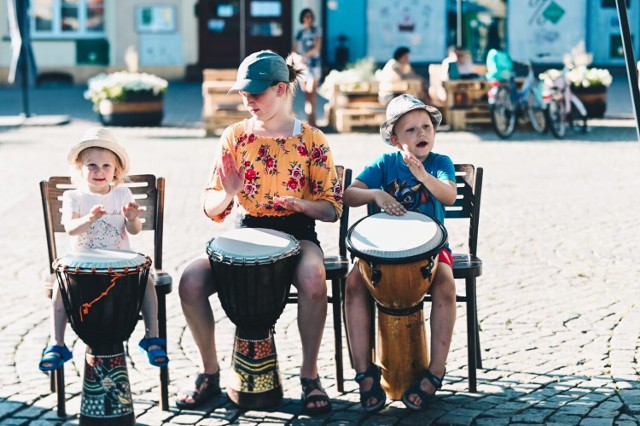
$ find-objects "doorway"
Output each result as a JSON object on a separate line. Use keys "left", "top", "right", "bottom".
{"left": 197, "top": 0, "right": 292, "bottom": 69}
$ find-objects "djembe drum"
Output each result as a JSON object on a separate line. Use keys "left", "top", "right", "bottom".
{"left": 346, "top": 212, "right": 447, "bottom": 400}
{"left": 54, "top": 249, "right": 151, "bottom": 425}
{"left": 206, "top": 228, "right": 300, "bottom": 409}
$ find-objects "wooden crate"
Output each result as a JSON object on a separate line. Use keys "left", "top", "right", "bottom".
{"left": 202, "top": 69, "right": 249, "bottom": 135}
{"left": 334, "top": 107, "right": 386, "bottom": 133}
{"left": 448, "top": 107, "right": 492, "bottom": 131}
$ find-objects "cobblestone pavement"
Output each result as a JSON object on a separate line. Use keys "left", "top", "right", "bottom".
{"left": 0, "top": 79, "right": 639, "bottom": 425}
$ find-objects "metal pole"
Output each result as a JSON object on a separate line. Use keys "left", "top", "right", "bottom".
{"left": 615, "top": 0, "right": 640, "bottom": 141}
{"left": 457, "top": 0, "right": 463, "bottom": 46}
{"left": 17, "top": 0, "right": 31, "bottom": 117}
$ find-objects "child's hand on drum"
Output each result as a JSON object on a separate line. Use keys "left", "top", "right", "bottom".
{"left": 217, "top": 151, "right": 245, "bottom": 196}
{"left": 373, "top": 191, "right": 406, "bottom": 216}
{"left": 273, "top": 195, "right": 306, "bottom": 213}
{"left": 89, "top": 204, "right": 108, "bottom": 223}
{"left": 123, "top": 202, "right": 144, "bottom": 221}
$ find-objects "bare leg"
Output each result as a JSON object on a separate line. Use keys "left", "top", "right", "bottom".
{"left": 406, "top": 264, "right": 456, "bottom": 406}
{"left": 294, "top": 241, "right": 328, "bottom": 409}
{"left": 140, "top": 275, "right": 159, "bottom": 339}
{"left": 50, "top": 283, "right": 67, "bottom": 346}
{"left": 304, "top": 78, "right": 318, "bottom": 127}
{"left": 176, "top": 257, "right": 220, "bottom": 404}
{"left": 344, "top": 265, "right": 382, "bottom": 409}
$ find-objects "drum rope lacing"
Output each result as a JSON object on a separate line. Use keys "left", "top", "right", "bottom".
{"left": 77, "top": 270, "right": 127, "bottom": 322}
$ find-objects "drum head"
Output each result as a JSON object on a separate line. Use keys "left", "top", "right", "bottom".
{"left": 207, "top": 228, "right": 300, "bottom": 265}
{"left": 346, "top": 212, "right": 447, "bottom": 264}
{"left": 54, "top": 248, "right": 150, "bottom": 271}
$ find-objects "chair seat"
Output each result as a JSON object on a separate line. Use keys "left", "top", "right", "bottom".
{"left": 324, "top": 255, "right": 350, "bottom": 280}
{"left": 452, "top": 253, "right": 482, "bottom": 279}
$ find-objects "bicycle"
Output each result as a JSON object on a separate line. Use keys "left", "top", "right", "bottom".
{"left": 541, "top": 65, "right": 588, "bottom": 139}
{"left": 487, "top": 60, "right": 547, "bottom": 139}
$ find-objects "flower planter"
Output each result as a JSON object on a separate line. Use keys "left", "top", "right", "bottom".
{"left": 98, "top": 91, "right": 164, "bottom": 126}
{"left": 571, "top": 85, "right": 607, "bottom": 118}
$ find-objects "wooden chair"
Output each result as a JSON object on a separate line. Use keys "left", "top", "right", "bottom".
{"left": 285, "top": 165, "right": 352, "bottom": 393}
{"left": 367, "top": 164, "right": 483, "bottom": 392}
{"left": 39, "top": 174, "right": 173, "bottom": 416}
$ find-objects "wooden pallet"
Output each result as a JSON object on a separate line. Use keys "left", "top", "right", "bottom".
{"left": 202, "top": 69, "right": 249, "bottom": 135}
{"left": 448, "top": 107, "right": 492, "bottom": 131}
{"left": 334, "top": 107, "right": 386, "bottom": 133}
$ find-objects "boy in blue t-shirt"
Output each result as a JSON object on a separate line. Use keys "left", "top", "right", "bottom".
{"left": 343, "top": 95, "right": 457, "bottom": 412}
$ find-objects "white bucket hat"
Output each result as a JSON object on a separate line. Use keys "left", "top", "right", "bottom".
{"left": 67, "top": 127, "right": 130, "bottom": 175}
{"left": 379, "top": 94, "right": 442, "bottom": 145}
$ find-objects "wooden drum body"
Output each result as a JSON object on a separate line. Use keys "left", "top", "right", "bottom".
{"left": 347, "top": 212, "right": 447, "bottom": 400}
{"left": 207, "top": 228, "right": 300, "bottom": 409}
{"left": 54, "top": 249, "right": 151, "bottom": 425}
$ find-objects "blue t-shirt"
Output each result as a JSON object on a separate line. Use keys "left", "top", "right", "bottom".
{"left": 356, "top": 151, "right": 455, "bottom": 224}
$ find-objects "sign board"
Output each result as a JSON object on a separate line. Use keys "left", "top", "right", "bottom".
{"left": 366, "top": 0, "right": 446, "bottom": 62}
{"left": 508, "top": 0, "right": 587, "bottom": 63}
{"left": 136, "top": 5, "right": 176, "bottom": 33}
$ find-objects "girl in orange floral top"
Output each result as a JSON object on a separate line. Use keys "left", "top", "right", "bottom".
{"left": 176, "top": 50, "right": 341, "bottom": 416}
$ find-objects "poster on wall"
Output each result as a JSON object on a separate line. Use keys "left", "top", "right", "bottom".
{"left": 367, "top": 0, "right": 446, "bottom": 63}
{"left": 507, "top": 0, "right": 587, "bottom": 63}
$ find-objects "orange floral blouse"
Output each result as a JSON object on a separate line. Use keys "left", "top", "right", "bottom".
{"left": 203, "top": 120, "right": 343, "bottom": 222}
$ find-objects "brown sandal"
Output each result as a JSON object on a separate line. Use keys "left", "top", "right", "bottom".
{"left": 175, "top": 372, "right": 221, "bottom": 409}
{"left": 300, "top": 377, "right": 332, "bottom": 416}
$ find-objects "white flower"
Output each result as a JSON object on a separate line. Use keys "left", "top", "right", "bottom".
{"left": 84, "top": 71, "right": 168, "bottom": 110}
{"left": 567, "top": 67, "right": 612, "bottom": 88}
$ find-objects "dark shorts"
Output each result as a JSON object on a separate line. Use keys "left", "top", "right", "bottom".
{"left": 236, "top": 213, "right": 321, "bottom": 248}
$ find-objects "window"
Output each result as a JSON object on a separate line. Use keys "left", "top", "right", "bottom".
{"left": 32, "top": 0, "right": 104, "bottom": 38}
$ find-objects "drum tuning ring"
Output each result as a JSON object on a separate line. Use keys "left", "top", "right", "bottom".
{"left": 369, "top": 262, "right": 381, "bottom": 287}
{"left": 420, "top": 260, "right": 434, "bottom": 280}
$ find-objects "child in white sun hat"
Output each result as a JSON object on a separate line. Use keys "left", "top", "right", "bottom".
{"left": 39, "top": 127, "right": 169, "bottom": 372}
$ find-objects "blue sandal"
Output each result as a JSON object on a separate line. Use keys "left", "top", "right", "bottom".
{"left": 39, "top": 345, "right": 73, "bottom": 372}
{"left": 355, "top": 363, "right": 386, "bottom": 413}
{"left": 138, "top": 337, "right": 169, "bottom": 367}
{"left": 401, "top": 369, "right": 444, "bottom": 411}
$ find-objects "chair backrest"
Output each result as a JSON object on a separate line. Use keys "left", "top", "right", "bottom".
{"left": 366, "top": 164, "right": 482, "bottom": 255}
{"left": 445, "top": 164, "right": 483, "bottom": 256}
{"left": 335, "top": 165, "right": 353, "bottom": 257}
{"left": 39, "top": 174, "right": 167, "bottom": 275}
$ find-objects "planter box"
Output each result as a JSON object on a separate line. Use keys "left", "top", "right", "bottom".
{"left": 98, "top": 91, "right": 164, "bottom": 126}
{"left": 571, "top": 85, "right": 607, "bottom": 118}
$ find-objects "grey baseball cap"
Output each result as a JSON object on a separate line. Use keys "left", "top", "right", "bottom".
{"left": 228, "top": 50, "right": 289, "bottom": 94}
{"left": 380, "top": 94, "right": 442, "bottom": 145}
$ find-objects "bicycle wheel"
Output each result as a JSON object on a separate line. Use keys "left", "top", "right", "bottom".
{"left": 490, "top": 85, "right": 516, "bottom": 139}
{"left": 569, "top": 97, "right": 588, "bottom": 133}
{"left": 526, "top": 89, "right": 547, "bottom": 134}
{"left": 545, "top": 98, "right": 566, "bottom": 139}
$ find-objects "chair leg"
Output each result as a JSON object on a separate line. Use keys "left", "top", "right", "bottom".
{"left": 331, "top": 278, "right": 344, "bottom": 393}
{"left": 157, "top": 291, "right": 170, "bottom": 411}
{"left": 54, "top": 367, "right": 66, "bottom": 417}
{"left": 465, "top": 277, "right": 479, "bottom": 393}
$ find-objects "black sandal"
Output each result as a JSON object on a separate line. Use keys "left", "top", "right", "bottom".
{"left": 300, "top": 377, "right": 332, "bottom": 416}
{"left": 401, "top": 369, "right": 444, "bottom": 411}
{"left": 175, "top": 372, "right": 221, "bottom": 409}
{"left": 355, "top": 363, "right": 386, "bottom": 413}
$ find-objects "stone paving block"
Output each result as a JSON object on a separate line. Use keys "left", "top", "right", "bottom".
{"left": 579, "top": 418, "right": 615, "bottom": 426}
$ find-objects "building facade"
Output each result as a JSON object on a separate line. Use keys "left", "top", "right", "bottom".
{"left": 0, "top": 0, "right": 637, "bottom": 86}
